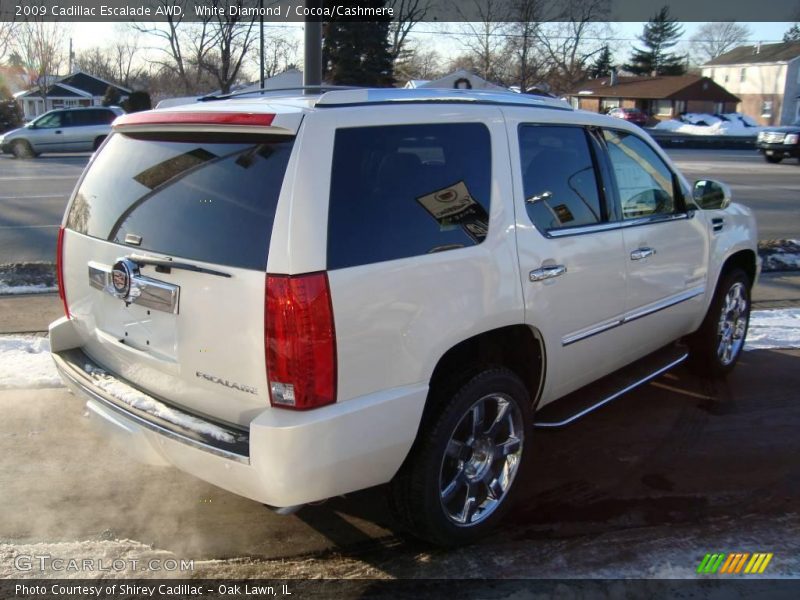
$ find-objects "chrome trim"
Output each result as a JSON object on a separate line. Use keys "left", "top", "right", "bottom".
{"left": 630, "top": 247, "right": 656, "bottom": 261}
{"left": 53, "top": 352, "right": 249, "bottom": 464}
{"left": 88, "top": 260, "right": 180, "bottom": 314}
{"left": 561, "top": 285, "right": 706, "bottom": 346}
{"left": 623, "top": 285, "right": 706, "bottom": 324}
{"left": 562, "top": 318, "right": 623, "bottom": 346}
{"left": 530, "top": 264, "right": 567, "bottom": 282}
{"left": 124, "top": 233, "right": 142, "bottom": 246}
{"left": 546, "top": 212, "right": 690, "bottom": 239}
{"left": 535, "top": 353, "right": 688, "bottom": 428}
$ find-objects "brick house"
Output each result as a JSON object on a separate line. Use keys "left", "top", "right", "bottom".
{"left": 702, "top": 42, "right": 800, "bottom": 126}
{"left": 567, "top": 75, "right": 739, "bottom": 121}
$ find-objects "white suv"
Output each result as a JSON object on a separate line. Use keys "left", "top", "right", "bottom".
{"left": 49, "top": 88, "right": 758, "bottom": 545}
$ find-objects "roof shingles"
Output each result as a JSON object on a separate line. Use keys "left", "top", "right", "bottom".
{"left": 569, "top": 75, "right": 739, "bottom": 103}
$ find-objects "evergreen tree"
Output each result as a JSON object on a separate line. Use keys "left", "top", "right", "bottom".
{"left": 323, "top": 1, "right": 394, "bottom": 86}
{"left": 625, "top": 6, "right": 687, "bottom": 76}
{"left": 784, "top": 24, "right": 800, "bottom": 43}
{"left": 589, "top": 46, "right": 613, "bottom": 78}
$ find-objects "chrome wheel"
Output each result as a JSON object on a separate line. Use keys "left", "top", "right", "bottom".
{"left": 439, "top": 393, "right": 524, "bottom": 527}
{"left": 717, "top": 281, "right": 748, "bottom": 366}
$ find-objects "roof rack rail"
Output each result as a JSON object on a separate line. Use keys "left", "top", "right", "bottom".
{"left": 198, "top": 85, "right": 363, "bottom": 102}
{"left": 314, "top": 88, "right": 573, "bottom": 111}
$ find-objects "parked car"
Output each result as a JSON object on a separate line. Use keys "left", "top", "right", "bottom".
{"left": 756, "top": 124, "right": 800, "bottom": 163}
{"left": 0, "top": 106, "right": 123, "bottom": 158}
{"left": 607, "top": 107, "right": 649, "bottom": 126}
{"left": 49, "top": 88, "right": 758, "bottom": 546}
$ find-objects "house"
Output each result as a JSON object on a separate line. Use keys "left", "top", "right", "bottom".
{"left": 567, "top": 75, "right": 739, "bottom": 121}
{"left": 702, "top": 42, "right": 800, "bottom": 125}
{"left": 403, "top": 69, "right": 506, "bottom": 91}
{"left": 15, "top": 71, "right": 130, "bottom": 120}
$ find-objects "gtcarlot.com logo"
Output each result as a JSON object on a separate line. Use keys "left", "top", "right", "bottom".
{"left": 697, "top": 552, "right": 774, "bottom": 574}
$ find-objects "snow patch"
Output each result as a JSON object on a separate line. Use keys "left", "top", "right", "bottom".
{"left": 0, "top": 283, "right": 58, "bottom": 295}
{"left": 745, "top": 308, "right": 800, "bottom": 351}
{"left": 80, "top": 363, "right": 238, "bottom": 444}
{"left": 0, "top": 335, "right": 61, "bottom": 389}
{"left": 759, "top": 239, "right": 800, "bottom": 272}
{"left": 653, "top": 112, "right": 765, "bottom": 137}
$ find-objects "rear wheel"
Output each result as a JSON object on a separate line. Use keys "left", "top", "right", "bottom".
{"left": 11, "top": 139, "right": 35, "bottom": 159}
{"left": 688, "top": 268, "right": 751, "bottom": 377}
{"left": 390, "top": 368, "right": 532, "bottom": 546}
{"left": 763, "top": 153, "right": 782, "bottom": 164}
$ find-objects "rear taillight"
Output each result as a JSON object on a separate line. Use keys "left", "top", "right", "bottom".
{"left": 56, "top": 226, "right": 70, "bottom": 318}
{"left": 265, "top": 272, "right": 336, "bottom": 410}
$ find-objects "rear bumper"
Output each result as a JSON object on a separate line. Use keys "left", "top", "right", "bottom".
{"left": 49, "top": 317, "right": 428, "bottom": 507}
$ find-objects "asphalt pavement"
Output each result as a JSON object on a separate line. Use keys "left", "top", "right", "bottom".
{"left": 0, "top": 148, "right": 798, "bottom": 264}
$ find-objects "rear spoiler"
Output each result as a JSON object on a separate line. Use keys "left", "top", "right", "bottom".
{"left": 113, "top": 110, "right": 301, "bottom": 135}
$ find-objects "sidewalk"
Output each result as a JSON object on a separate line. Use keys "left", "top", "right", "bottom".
{"left": 0, "top": 271, "right": 797, "bottom": 334}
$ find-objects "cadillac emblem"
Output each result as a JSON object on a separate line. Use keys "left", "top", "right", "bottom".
{"left": 110, "top": 258, "right": 137, "bottom": 300}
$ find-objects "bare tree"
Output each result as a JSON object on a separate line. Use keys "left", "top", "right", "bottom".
{"left": 450, "top": 0, "right": 513, "bottom": 83}
{"left": 387, "top": 0, "right": 430, "bottom": 62}
{"left": 394, "top": 43, "right": 442, "bottom": 82}
{"left": 199, "top": 1, "right": 258, "bottom": 93}
{"left": 0, "top": 21, "right": 16, "bottom": 64}
{"left": 13, "top": 21, "right": 67, "bottom": 101}
{"left": 504, "top": 0, "right": 550, "bottom": 92}
{"left": 690, "top": 22, "right": 752, "bottom": 64}
{"left": 256, "top": 34, "right": 299, "bottom": 79}
{"left": 111, "top": 27, "right": 144, "bottom": 88}
{"left": 74, "top": 47, "right": 116, "bottom": 82}
{"left": 534, "top": 0, "right": 610, "bottom": 94}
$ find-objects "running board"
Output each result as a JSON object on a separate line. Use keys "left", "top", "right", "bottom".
{"left": 534, "top": 345, "right": 689, "bottom": 428}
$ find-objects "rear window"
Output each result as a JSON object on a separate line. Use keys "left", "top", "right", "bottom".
{"left": 327, "top": 123, "right": 491, "bottom": 270}
{"left": 66, "top": 132, "right": 294, "bottom": 270}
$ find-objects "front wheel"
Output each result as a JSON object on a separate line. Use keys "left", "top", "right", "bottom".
{"left": 389, "top": 368, "right": 532, "bottom": 546}
{"left": 688, "top": 268, "right": 751, "bottom": 377}
{"left": 763, "top": 153, "right": 783, "bottom": 164}
{"left": 11, "top": 139, "right": 35, "bottom": 159}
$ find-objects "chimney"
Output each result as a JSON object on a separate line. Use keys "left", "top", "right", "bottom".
{"left": 610, "top": 67, "right": 617, "bottom": 86}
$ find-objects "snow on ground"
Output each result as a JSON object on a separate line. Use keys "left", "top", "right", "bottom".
{"left": 0, "top": 335, "right": 61, "bottom": 390}
{"left": 0, "top": 283, "right": 57, "bottom": 295}
{"left": 653, "top": 113, "right": 765, "bottom": 137}
{"left": 0, "top": 310, "right": 798, "bottom": 392}
{"left": 745, "top": 308, "right": 800, "bottom": 351}
{"left": 759, "top": 240, "right": 800, "bottom": 272}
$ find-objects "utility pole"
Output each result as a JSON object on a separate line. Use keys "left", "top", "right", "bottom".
{"left": 259, "top": 0, "right": 265, "bottom": 88}
{"left": 303, "top": 0, "right": 322, "bottom": 87}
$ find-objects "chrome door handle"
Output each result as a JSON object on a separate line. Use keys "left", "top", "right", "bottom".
{"left": 530, "top": 265, "right": 567, "bottom": 282}
{"left": 630, "top": 247, "right": 656, "bottom": 261}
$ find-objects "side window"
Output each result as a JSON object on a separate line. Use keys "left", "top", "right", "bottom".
{"left": 35, "top": 112, "right": 63, "bottom": 128}
{"left": 327, "top": 123, "right": 491, "bottom": 270}
{"left": 518, "top": 125, "right": 603, "bottom": 232}
{"left": 603, "top": 129, "right": 677, "bottom": 219}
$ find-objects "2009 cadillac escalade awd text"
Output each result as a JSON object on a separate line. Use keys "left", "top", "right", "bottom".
{"left": 49, "top": 88, "right": 759, "bottom": 545}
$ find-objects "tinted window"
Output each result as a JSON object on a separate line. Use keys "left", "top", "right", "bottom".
{"left": 67, "top": 132, "right": 294, "bottom": 270}
{"left": 327, "top": 123, "right": 491, "bottom": 270}
{"left": 72, "top": 110, "right": 114, "bottom": 126}
{"left": 519, "top": 125, "right": 603, "bottom": 231}
{"left": 603, "top": 130, "right": 676, "bottom": 219}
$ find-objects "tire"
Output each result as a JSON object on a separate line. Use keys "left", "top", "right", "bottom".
{"left": 688, "top": 268, "right": 751, "bottom": 377}
{"left": 11, "top": 139, "right": 35, "bottom": 159}
{"left": 93, "top": 136, "right": 106, "bottom": 151}
{"left": 764, "top": 154, "right": 782, "bottom": 164}
{"left": 389, "top": 368, "right": 532, "bottom": 546}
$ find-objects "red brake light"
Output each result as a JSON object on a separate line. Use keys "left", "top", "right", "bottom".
{"left": 114, "top": 111, "right": 275, "bottom": 128}
{"left": 265, "top": 273, "right": 336, "bottom": 410}
{"left": 56, "top": 226, "right": 70, "bottom": 318}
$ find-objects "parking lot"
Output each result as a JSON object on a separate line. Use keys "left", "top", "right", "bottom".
{"left": 1, "top": 147, "right": 799, "bottom": 581}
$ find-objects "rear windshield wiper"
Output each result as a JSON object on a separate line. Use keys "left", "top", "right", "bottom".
{"left": 127, "top": 254, "right": 231, "bottom": 278}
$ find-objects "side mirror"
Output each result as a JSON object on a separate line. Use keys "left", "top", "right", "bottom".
{"left": 693, "top": 179, "right": 731, "bottom": 210}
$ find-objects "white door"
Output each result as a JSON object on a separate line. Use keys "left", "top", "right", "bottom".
{"left": 505, "top": 115, "right": 631, "bottom": 405}
{"left": 601, "top": 128, "right": 708, "bottom": 356}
